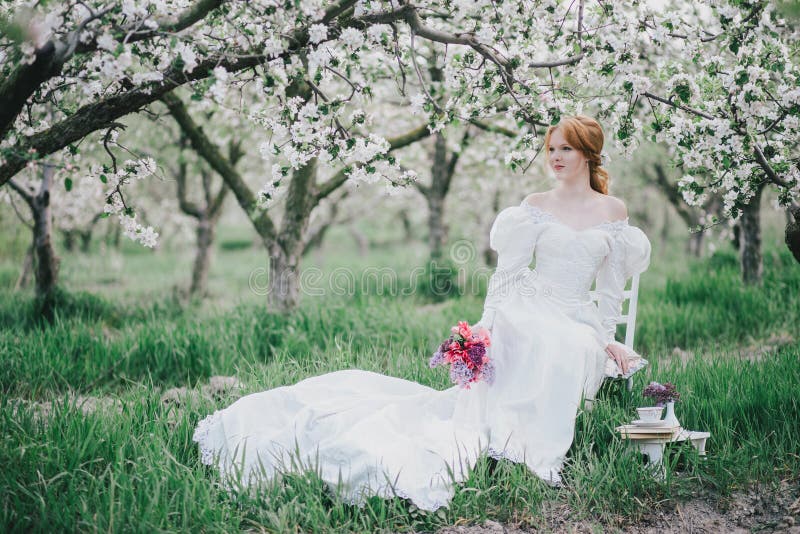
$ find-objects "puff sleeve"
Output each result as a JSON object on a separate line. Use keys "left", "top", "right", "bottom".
{"left": 594, "top": 225, "right": 652, "bottom": 345}
{"left": 475, "top": 206, "right": 542, "bottom": 330}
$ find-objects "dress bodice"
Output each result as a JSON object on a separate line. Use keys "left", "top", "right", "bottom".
{"left": 522, "top": 203, "right": 630, "bottom": 303}
{"left": 480, "top": 200, "right": 652, "bottom": 345}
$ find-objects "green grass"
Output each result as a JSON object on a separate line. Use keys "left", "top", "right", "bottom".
{"left": 1, "top": 237, "right": 799, "bottom": 532}
{"left": 634, "top": 248, "right": 800, "bottom": 355}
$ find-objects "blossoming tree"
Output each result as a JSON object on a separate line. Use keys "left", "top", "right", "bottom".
{"left": 1, "top": 0, "right": 798, "bottom": 309}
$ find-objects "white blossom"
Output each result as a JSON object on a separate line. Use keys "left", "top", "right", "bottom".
{"left": 96, "top": 32, "right": 116, "bottom": 52}
{"left": 308, "top": 24, "right": 327, "bottom": 44}
{"left": 339, "top": 28, "right": 365, "bottom": 50}
{"left": 174, "top": 42, "right": 198, "bottom": 73}
{"left": 263, "top": 37, "right": 285, "bottom": 58}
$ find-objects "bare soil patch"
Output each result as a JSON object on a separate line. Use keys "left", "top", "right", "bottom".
{"left": 435, "top": 480, "right": 800, "bottom": 533}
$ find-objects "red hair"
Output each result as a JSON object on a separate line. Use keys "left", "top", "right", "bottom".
{"left": 544, "top": 115, "right": 609, "bottom": 194}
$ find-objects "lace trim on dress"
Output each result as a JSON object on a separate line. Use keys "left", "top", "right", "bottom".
{"left": 341, "top": 484, "right": 452, "bottom": 512}
{"left": 520, "top": 201, "right": 629, "bottom": 234}
{"left": 336, "top": 446, "right": 487, "bottom": 511}
{"left": 193, "top": 410, "right": 223, "bottom": 466}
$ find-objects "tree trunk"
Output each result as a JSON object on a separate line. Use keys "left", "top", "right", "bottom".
{"left": 303, "top": 190, "right": 347, "bottom": 256}
{"left": 399, "top": 209, "right": 413, "bottom": 241}
{"left": 786, "top": 207, "right": 800, "bottom": 264}
{"left": 740, "top": 184, "right": 764, "bottom": 285}
{"left": 689, "top": 231, "right": 704, "bottom": 257}
{"left": 80, "top": 229, "right": 93, "bottom": 253}
{"left": 428, "top": 134, "right": 449, "bottom": 259}
{"left": 190, "top": 219, "right": 215, "bottom": 296}
{"left": 32, "top": 164, "right": 60, "bottom": 313}
{"left": 15, "top": 244, "right": 34, "bottom": 291}
{"left": 427, "top": 196, "right": 447, "bottom": 260}
{"left": 267, "top": 159, "right": 318, "bottom": 310}
{"left": 350, "top": 228, "right": 369, "bottom": 256}
{"left": 425, "top": 132, "right": 459, "bottom": 261}
{"left": 63, "top": 230, "right": 76, "bottom": 252}
{"left": 112, "top": 223, "right": 122, "bottom": 249}
{"left": 267, "top": 244, "right": 301, "bottom": 312}
{"left": 77, "top": 214, "right": 101, "bottom": 253}
{"left": 650, "top": 163, "right": 707, "bottom": 257}
{"left": 484, "top": 188, "right": 500, "bottom": 266}
{"left": 732, "top": 222, "right": 741, "bottom": 251}
{"left": 661, "top": 203, "right": 670, "bottom": 245}
{"left": 303, "top": 222, "right": 331, "bottom": 254}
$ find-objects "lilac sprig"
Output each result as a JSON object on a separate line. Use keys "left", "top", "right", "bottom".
{"left": 429, "top": 340, "right": 452, "bottom": 368}
{"left": 642, "top": 381, "right": 680, "bottom": 406}
{"left": 449, "top": 361, "right": 474, "bottom": 385}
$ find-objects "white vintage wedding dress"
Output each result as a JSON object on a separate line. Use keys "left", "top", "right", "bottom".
{"left": 193, "top": 200, "right": 651, "bottom": 511}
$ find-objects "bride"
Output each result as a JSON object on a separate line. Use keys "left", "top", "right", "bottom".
{"left": 193, "top": 115, "right": 652, "bottom": 511}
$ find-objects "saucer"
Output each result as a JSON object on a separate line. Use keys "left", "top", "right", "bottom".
{"left": 632, "top": 419, "right": 670, "bottom": 428}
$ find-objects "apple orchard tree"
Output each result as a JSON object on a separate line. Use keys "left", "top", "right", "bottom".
{"left": 1, "top": 0, "right": 798, "bottom": 310}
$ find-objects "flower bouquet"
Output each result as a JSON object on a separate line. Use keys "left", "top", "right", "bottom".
{"left": 429, "top": 321, "right": 494, "bottom": 388}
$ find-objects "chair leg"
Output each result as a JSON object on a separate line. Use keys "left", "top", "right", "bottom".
{"left": 626, "top": 376, "right": 633, "bottom": 392}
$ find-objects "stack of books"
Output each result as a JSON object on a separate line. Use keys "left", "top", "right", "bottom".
{"left": 615, "top": 423, "right": 681, "bottom": 439}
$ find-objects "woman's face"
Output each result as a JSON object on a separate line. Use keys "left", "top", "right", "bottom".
{"left": 547, "top": 128, "right": 587, "bottom": 180}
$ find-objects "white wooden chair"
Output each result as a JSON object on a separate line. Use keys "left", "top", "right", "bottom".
{"left": 589, "top": 273, "right": 645, "bottom": 391}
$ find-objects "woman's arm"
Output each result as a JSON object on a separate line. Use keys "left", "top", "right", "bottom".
{"left": 474, "top": 205, "right": 540, "bottom": 331}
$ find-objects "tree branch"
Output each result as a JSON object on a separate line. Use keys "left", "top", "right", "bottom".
{"left": 414, "top": 179, "right": 430, "bottom": 196}
{"left": 468, "top": 118, "right": 519, "bottom": 137}
{"left": 209, "top": 181, "right": 229, "bottom": 219}
{"left": 645, "top": 91, "right": 791, "bottom": 189}
{"left": 0, "top": 0, "right": 224, "bottom": 142}
{"left": 0, "top": 41, "right": 60, "bottom": 141}
{"left": 7, "top": 178, "right": 35, "bottom": 208}
{"left": 174, "top": 156, "right": 203, "bottom": 219}
{"left": 313, "top": 123, "right": 431, "bottom": 203}
{"left": 209, "top": 139, "right": 241, "bottom": 218}
{"left": 649, "top": 163, "right": 696, "bottom": 227}
{"left": 753, "top": 143, "right": 790, "bottom": 188}
{"left": 642, "top": 91, "right": 715, "bottom": 120}
{"left": 0, "top": 51, "right": 268, "bottom": 187}
{"left": 446, "top": 128, "right": 472, "bottom": 180}
{"left": 162, "top": 93, "right": 277, "bottom": 241}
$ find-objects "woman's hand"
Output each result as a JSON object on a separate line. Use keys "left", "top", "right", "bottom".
{"left": 472, "top": 322, "right": 491, "bottom": 336}
{"left": 605, "top": 343, "right": 629, "bottom": 375}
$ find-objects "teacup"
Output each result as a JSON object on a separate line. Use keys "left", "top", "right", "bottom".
{"left": 636, "top": 406, "right": 664, "bottom": 422}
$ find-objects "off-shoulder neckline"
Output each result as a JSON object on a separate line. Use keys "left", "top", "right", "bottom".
{"left": 520, "top": 201, "right": 629, "bottom": 233}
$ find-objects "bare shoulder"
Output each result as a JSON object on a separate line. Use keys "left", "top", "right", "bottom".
{"left": 522, "top": 191, "right": 551, "bottom": 207}
{"left": 602, "top": 195, "right": 628, "bottom": 220}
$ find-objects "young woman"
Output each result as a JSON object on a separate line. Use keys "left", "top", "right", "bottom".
{"left": 193, "top": 115, "right": 651, "bottom": 511}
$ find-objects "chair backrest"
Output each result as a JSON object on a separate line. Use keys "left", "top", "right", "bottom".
{"left": 588, "top": 273, "right": 641, "bottom": 350}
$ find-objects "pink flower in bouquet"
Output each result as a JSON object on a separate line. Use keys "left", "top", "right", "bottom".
{"left": 457, "top": 321, "right": 472, "bottom": 339}
{"left": 473, "top": 327, "right": 491, "bottom": 347}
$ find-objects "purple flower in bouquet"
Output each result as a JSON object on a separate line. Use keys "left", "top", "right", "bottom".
{"left": 429, "top": 341, "right": 449, "bottom": 368}
{"left": 467, "top": 344, "right": 485, "bottom": 368}
{"left": 449, "top": 360, "right": 474, "bottom": 387}
{"left": 429, "top": 350, "right": 445, "bottom": 368}
{"left": 642, "top": 381, "right": 680, "bottom": 406}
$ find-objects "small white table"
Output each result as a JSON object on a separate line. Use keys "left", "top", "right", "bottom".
{"left": 619, "top": 428, "right": 710, "bottom": 476}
